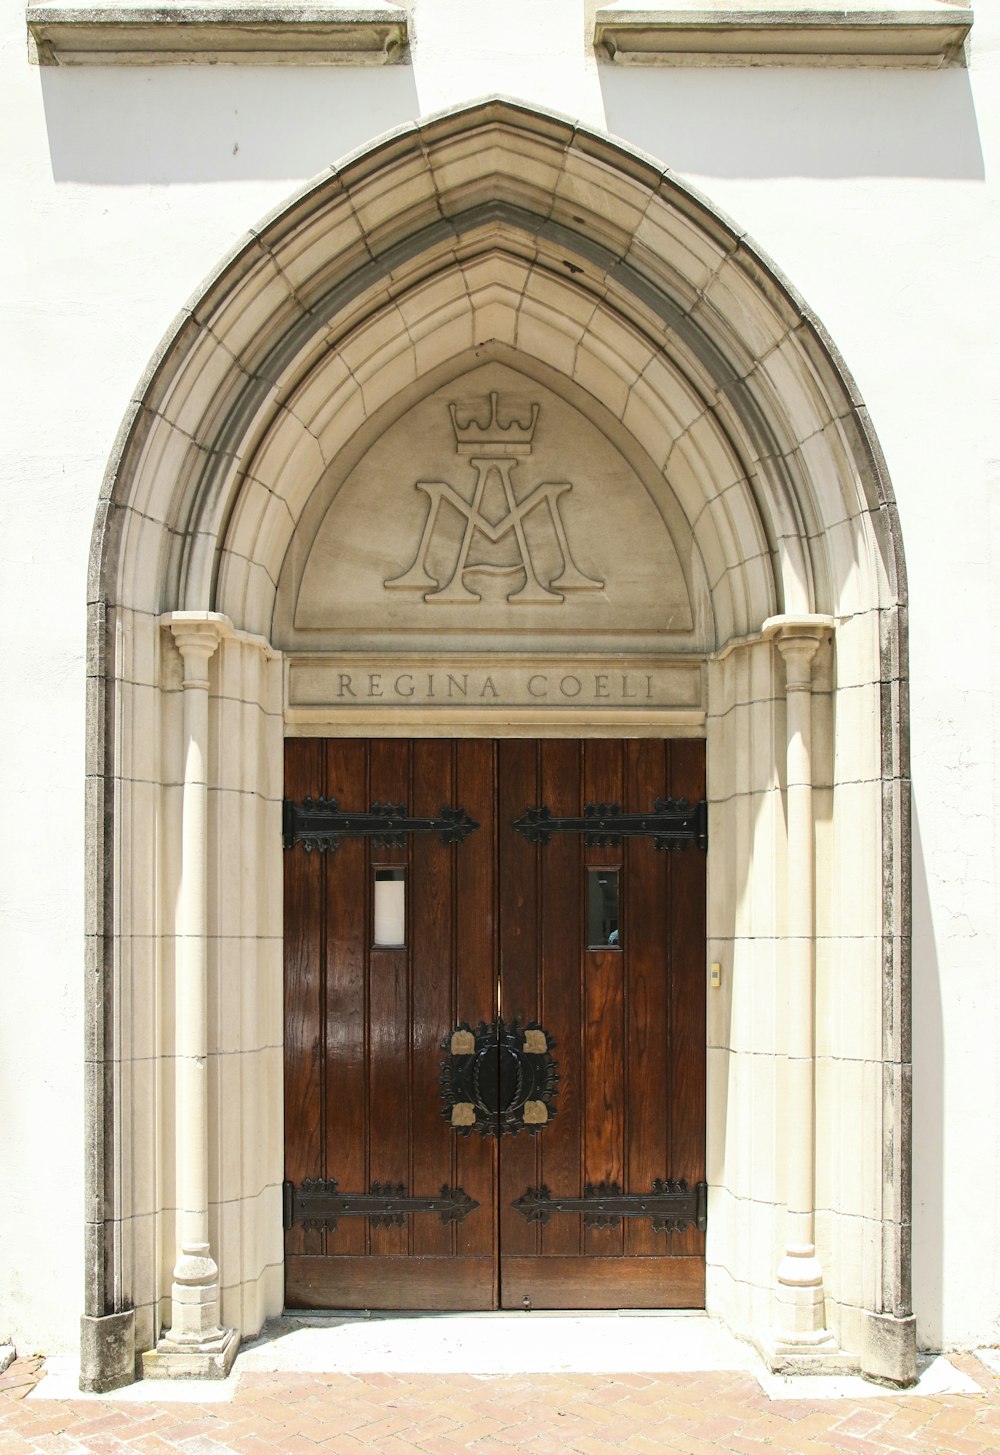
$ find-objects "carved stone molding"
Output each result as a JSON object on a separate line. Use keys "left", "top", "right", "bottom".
{"left": 27, "top": 2, "right": 409, "bottom": 66}
{"left": 594, "top": 1, "right": 973, "bottom": 68}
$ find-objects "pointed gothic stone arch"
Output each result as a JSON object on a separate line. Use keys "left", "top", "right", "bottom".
{"left": 84, "top": 99, "right": 911, "bottom": 1391}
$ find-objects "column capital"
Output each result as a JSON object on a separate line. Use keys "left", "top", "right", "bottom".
{"left": 775, "top": 633, "right": 821, "bottom": 687}
{"left": 764, "top": 615, "right": 834, "bottom": 687}
{"left": 762, "top": 613, "right": 835, "bottom": 646}
{"left": 163, "top": 612, "right": 231, "bottom": 682}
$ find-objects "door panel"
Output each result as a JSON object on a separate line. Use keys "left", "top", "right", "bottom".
{"left": 496, "top": 741, "right": 705, "bottom": 1309}
{"left": 283, "top": 737, "right": 705, "bottom": 1310}
{"left": 288, "top": 1258, "right": 497, "bottom": 1312}
{"left": 499, "top": 1256, "right": 706, "bottom": 1310}
{"left": 283, "top": 739, "right": 497, "bottom": 1311}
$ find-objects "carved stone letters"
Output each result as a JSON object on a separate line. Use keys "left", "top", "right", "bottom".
{"left": 285, "top": 655, "right": 707, "bottom": 720}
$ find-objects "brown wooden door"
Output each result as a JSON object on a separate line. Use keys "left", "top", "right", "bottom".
{"left": 283, "top": 738, "right": 705, "bottom": 1311}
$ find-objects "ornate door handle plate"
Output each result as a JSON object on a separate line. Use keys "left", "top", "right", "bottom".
{"left": 440, "top": 1017, "right": 559, "bottom": 1137}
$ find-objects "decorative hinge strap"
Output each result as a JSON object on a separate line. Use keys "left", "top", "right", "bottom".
{"left": 282, "top": 797, "right": 479, "bottom": 851}
{"left": 512, "top": 799, "right": 708, "bottom": 851}
{"left": 282, "top": 1177, "right": 479, "bottom": 1230}
{"left": 511, "top": 1178, "right": 708, "bottom": 1233}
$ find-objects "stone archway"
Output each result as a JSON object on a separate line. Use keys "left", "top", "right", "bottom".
{"left": 82, "top": 98, "right": 911, "bottom": 1391}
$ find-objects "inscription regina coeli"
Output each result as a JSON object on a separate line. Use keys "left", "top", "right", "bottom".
{"left": 385, "top": 393, "right": 603, "bottom": 604}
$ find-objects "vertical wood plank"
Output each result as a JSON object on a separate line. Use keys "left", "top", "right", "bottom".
{"left": 624, "top": 739, "right": 671, "bottom": 1256}
{"left": 283, "top": 738, "right": 326, "bottom": 1258}
{"left": 497, "top": 739, "right": 541, "bottom": 1265}
{"left": 410, "top": 740, "right": 460, "bottom": 1258}
{"left": 665, "top": 738, "right": 707, "bottom": 1257}
{"left": 537, "top": 740, "right": 583, "bottom": 1257}
{"left": 367, "top": 739, "right": 411, "bottom": 1258}
{"left": 453, "top": 741, "right": 499, "bottom": 1278}
{"left": 582, "top": 740, "right": 625, "bottom": 1258}
{"left": 322, "top": 739, "right": 368, "bottom": 1256}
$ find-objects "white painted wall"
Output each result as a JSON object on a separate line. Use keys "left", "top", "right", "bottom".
{"left": 1, "top": 0, "right": 997, "bottom": 1353}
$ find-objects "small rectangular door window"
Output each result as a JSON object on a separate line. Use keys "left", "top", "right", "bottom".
{"left": 587, "top": 868, "right": 620, "bottom": 949}
{"left": 374, "top": 867, "right": 406, "bottom": 946}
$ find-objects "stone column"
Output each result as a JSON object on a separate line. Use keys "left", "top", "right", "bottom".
{"left": 144, "top": 614, "right": 238, "bottom": 1379}
{"left": 764, "top": 616, "right": 840, "bottom": 1369}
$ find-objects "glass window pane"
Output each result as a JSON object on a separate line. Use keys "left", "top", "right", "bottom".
{"left": 374, "top": 867, "right": 406, "bottom": 946}
{"left": 587, "top": 868, "right": 620, "bottom": 949}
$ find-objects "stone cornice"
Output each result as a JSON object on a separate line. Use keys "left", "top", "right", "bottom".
{"left": 594, "top": 1, "right": 974, "bottom": 68}
{"left": 26, "top": 2, "right": 408, "bottom": 66}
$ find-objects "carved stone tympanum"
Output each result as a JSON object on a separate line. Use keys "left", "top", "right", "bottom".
{"left": 285, "top": 362, "right": 697, "bottom": 650}
{"left": 386, "top": 391, "right": 604, "bottom": 605}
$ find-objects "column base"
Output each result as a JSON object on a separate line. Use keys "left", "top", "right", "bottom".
{"left": 860, "top": 1311, "right": 917, "bottom": 1388}
{"left": 757, "top": 1329, "right": 859, "bottom": 1377}
{"left": 80, "top": 1310, "right": 136, "bottom": 1393}
{"left": 141, "top": 1327, "right": 239, "bottom": 1381}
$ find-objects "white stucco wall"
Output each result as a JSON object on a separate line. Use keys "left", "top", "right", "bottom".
{"left": 1, "top": 1, "right": 997, "bottom": 1354}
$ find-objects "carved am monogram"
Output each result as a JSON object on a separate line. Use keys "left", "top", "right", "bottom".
{"left": 385, "top": 393, "right": 604, "bottom": 604}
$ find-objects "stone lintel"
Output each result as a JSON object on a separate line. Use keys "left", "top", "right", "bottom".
{"left": 282, "top": 653, "right": 707, "bottom": 737}
{"left": 594, "top": 1, "right": 973, "bottom": 68}
{"left": 26, "top": 3, "right": 409, "bottom": 66}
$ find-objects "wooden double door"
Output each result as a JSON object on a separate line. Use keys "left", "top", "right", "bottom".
{"left": 283, "top": 738, "right": 706, "bottom": 1310}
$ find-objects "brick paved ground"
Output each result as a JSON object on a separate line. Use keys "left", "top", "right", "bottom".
{"left": 3, "top": 1353, "right": 1000, "bottom": 1454}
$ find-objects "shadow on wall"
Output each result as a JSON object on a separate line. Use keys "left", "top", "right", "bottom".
{"left": 37, "top": 65, "right": 421, "bottom": 184}
{"left": 910, "top": 801, "right": 944, "bottom": 1351}
{"left": 599, "top": 66, "right": 984, "bottom": 181}
{"left": 36, "top": 62, "right": 985, "bottom": 187}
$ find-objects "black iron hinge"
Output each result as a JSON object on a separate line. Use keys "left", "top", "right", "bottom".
{"left": 511, "top": 1178, "right": 707, "bottom": 1233}
{"left": 283, "top": 797, "right": 479, "bottom": 852}
{"left": 282, "top": 1177, "right": 479, "bottom": 1230}
{"left": 512, "top": 798, "right": 708, "bottom": 851}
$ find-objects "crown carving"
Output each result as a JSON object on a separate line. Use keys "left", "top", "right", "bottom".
{"left": 449, "top": 391, "right": 539, "bottom": 456}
